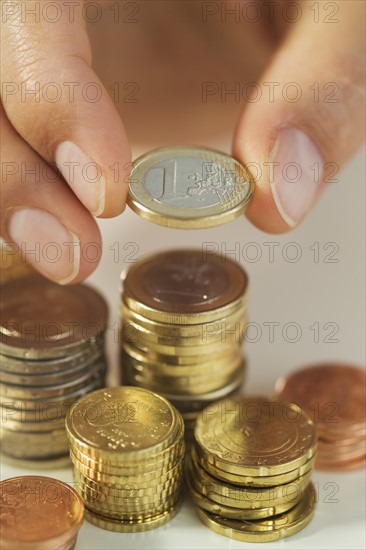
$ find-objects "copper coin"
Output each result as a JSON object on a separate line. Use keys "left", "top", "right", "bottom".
{"left": 275, "top": 363, "right": 366, "bottom": 429}
{"left": 0, "top": 274, "right": 108, "bottom": 357}
{"left": 122, "top": 249, "right": 248, "bottom": 314}
{"left": 0, "top": 476, "right": 84, "bottom": 550}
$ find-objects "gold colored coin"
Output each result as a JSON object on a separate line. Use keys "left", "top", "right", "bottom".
{"left": 188, "top": 457, "right": 312, "bottom": 509}
{"left": 128, "top": 337, "right": 236, "bottom": 357}
{"left": 124, "top": 293, "right": 247, "bottom": 326}
{"left": 192, "top": 446, "right": 315, "bottom": 487}
{"left": 164, "top": 369, "right": 245, "bottom": 404}
{"left": 85, "top": 501, "right": 181, "bottom": 532}
{"left": 195, "top": 483, "right": 316, "bottom": 542}
{"left": 66, "top": 387, "right": 180, "bottom": 462}
{"left": 194, "top": 396, "right": 317, "bottom": 477}
{"left": 121, "top": 301, "right": 247, "bottom": 339}
{"left": 82, "top": 491, "right": 180, "bottom": 520}
{"left": 185, "top": 468, "right": 301, "bottom": 520}
{"left": 122, "top": 341, "right": 239, "bottom": 367}
{"left": 122, "top": 348, "right": 243, "bottom": 377}
{"left": 74, "top": 471, "right": 182, "bottom": 506}
{"left": 74, "top": 460, "right": 183, "bottom": 496}
{"left": 127, "top": 146, "right": 253, "bottom": 229}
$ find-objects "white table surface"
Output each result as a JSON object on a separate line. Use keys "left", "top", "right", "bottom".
{"left": 1, "top": 146, "right": 365, "bottom": 549}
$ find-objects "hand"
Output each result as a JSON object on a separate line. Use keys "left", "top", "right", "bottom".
{"left": 1, "top": 1, "right": 131, "bottom": 283}
{"left": 233, "top": 0, "right": 365, "bottom": 232}
{"left": 1, "top": 1, "right": 364, "bottom": 284}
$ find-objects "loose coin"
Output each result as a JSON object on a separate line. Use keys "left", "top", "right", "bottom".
{"left": 127, "top": 146, "right": 254, "bottom": 229}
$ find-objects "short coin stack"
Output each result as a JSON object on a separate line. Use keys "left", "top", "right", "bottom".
{"left": 120, "top": 249, "right": 248, "bottom": 444}
{"left": 0, "top": 274, "right": 108, "bottom": 463}
{"left": 275, "top": 363, "right": 366, "bottom": 470}
{"left": 187, "top": 396, "right": 317, "bottom": 542}
{"left": 66, "top": 386, "right": 185, "bottom": 532}
{"left": 0, "top": 476, "right": 85, "bottom": 550}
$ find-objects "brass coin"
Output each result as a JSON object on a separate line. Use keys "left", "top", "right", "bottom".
{"left": 194, "top": 396, "right": 317, "bottom": 476}
{"left": 122, "top": 249, "right": 248, "bottom": 324}
{"left": 164, "top": 368, "right": 245, "bottom": 403}
{"left": 66, "top": 387, "right": 180, "bottom": 462}
{"left": 69, "top": 423, "right": 185, "bottom": 474}
{"left": 124, "top": 293, "right": 247, "bottom": 327}
{"left": 185, "top": 468, "right": 301, "bottom": 520}
{"left": 194, "top": 483, "right": 316, "bottom": 542}
{"left": 0, "top": 274, "right": 108, "bottom": 359}
{"left": 122, "top": 348, "right": 243, "bottom": 377}
{"left": 71, "top": 457, "right": 183, "bottom": 495}
{"left": 192, "top": 446, "right": 315, "bottom": 487}
{"left": 74, "top": 469, "right": 182, "bottom": 502}
{"left": 122, "top": 341, "right": 239, "bottom": 366}
{"left": 0, "top": 476, "right": 84, "bottom": 549}
{"left": 82, "top": 491, "right": 180, "bottom": 520}
{"left": 127, "top": 146, "right": 253, "bottom": 229}
{"left": 85, "top": 501, "right": 181, "bottom": 532}
{"left": 128, "top": 336, "right": 236, "bottom": 357}
{"left": 188, "top": 459, "right": 312, "bottom": 509}
{"left": 121, "top": 301, "right": 247, "bottom": 339}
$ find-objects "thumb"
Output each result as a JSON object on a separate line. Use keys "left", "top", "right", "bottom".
{"left": 1, "top": 0, "right": 131, "bottom": 218}
{"left": 233, "top": 1, "right": 365, "bottom": 233}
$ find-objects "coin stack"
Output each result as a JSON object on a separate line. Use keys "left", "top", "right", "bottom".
{"left": 0, "top": 476, "right": 85, "bottom": 550}
{"left": 0, "top": 274, "right": 108, "bottom": 463}
{"left": 120, "top": 249, "right": 248, "bottom": 444}
{"left": 275, "top": 363, "right": 366, "bottom": 471}
{"left": 187, "top": 396, "right": 317, "bottom": 543}
{"left": 66, "top": 386, "right": 185, "bottom": 532}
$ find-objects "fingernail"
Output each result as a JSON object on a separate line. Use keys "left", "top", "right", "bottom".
{"left": 55, "top": 141, "right": 106, "bottom": 216}
{"left": 7, "top": 208, "right": 80, "bottom": 285}
{"left": 269, "top": 128, "right": 324, "bottom": 227}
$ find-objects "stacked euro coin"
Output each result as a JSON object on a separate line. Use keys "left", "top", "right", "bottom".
{"left": 66, "top": 387, "right": 185, "bottom": 532}
{"left": 275, "top": 363, "right": 366, "bottom": 470}
{"left": 0, "top": 274, "right": 108, "bottom": 462}
{"left": 187, "top": 396, "right": 317, "bottom": 543}
{"left": 120, "top": 249, "right": 248, "bottom": 443}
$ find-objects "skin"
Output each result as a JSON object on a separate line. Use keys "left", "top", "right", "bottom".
{"left": 0, "top": 0, "right": 365, "bottom": 283}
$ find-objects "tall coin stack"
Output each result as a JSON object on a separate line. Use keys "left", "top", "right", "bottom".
{"left": 120, "top": 249, "right": 248, "bottom": 444}
{"left": 275, "top": 363, "right": 366, "bottom": 471}
{"left": 0, "top": 274, "right": 108, "bottom": 463}
{"left": 66, "top": 387, "right": 185, "bottom": 532}
{"left": 187, "top": 396, "right": 317, "bottom": 542}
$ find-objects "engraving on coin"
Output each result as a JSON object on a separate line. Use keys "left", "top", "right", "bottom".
{"left": 195, "top": 397, "right": 317, "bottom": 474}
{"left": 67, "top": 387, "right": 177, "bottom": 455}
{"left": 128, "top": 146, "right": 253, "bottom": 228}
{"left": 143, "top": 157, "right": 246, "bottom": 208}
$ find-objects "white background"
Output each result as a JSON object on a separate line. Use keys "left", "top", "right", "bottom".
{"left": 2, "top": 145, "right": 365, "bottom": 549}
